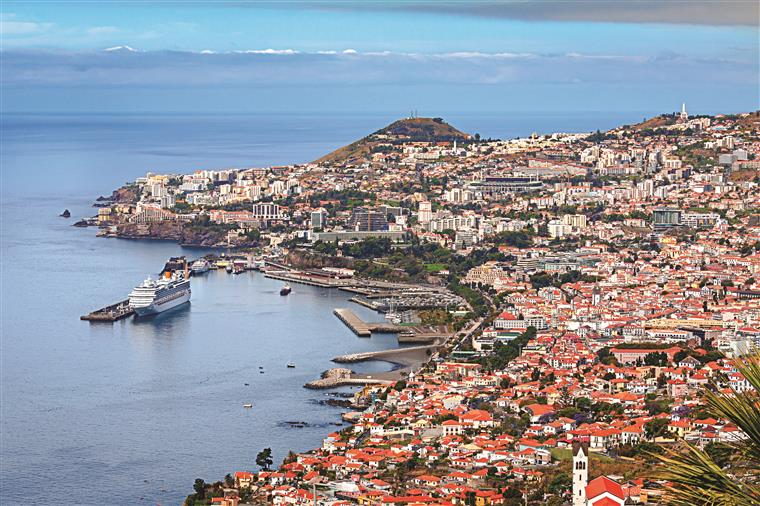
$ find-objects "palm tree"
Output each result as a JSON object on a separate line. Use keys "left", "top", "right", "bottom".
{"left": 654, "top": 353, "right": 760, "bottom": 505}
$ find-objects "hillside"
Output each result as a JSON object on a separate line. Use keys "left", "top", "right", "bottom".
{"left": 623, "top": 114, "right": 678, "bottom": 131}
{"left": 314, "top": 117, "right": 470, "bottom": 165}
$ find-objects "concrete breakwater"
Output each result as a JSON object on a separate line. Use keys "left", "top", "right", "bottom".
{"left": 332, "top": 344, "right": 441, "bottom": 364}
{"left": 304, "top": 368, "right": 393, "bottom": 389}
{"left": 333, "top": 308, "right": 404, "bottom": 337}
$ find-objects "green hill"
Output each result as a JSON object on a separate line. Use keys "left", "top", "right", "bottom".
{"left": 314, "top": 117, "right": 470, "bottom": 165}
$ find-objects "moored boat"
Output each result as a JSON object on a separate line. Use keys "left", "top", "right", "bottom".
{"left": 280, "top": 284, "right": 292, "bottom": 296}
{"left": 191, "top": 258, "right": 211, "bottom": 274}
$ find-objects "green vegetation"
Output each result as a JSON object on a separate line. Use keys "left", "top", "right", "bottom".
{"left": 529, "top": 270, "right": 601, "bottom": 290}
{"left": 308, "top": 189, "right": 375, "bottom": 210}
{"left": 341, "top": 237, "right": 393, "bottom": 259}
{"left": 474, "top": 327, "right": 537, "bottom": 371}
{"left": 550, "top": 448, "right": 614, "bottom": 463}
{"left": 490, "top": 230, "right": 534, "bottom": 249}
{"left": 256, "top": 447, "right": 273, "bottom": 471}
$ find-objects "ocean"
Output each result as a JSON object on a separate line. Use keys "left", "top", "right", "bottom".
{"left": 0, "top": 111, "right": 653, "bottom": 504}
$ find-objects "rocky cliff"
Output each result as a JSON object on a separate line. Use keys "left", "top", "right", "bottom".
{"left": 113, "top": 221, "right": 256, "bottom": 247}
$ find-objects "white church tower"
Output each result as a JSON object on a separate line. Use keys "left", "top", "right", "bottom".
{"left": 573, "top": 442, "right": 589, "bottom": 506}
{"left": 592, "top": 285, "right": 602, "bottom": 307}
{"left": 680, "top": 102, "right": 688, "bottom": 121}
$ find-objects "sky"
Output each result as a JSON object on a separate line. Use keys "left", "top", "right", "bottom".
{"left": 1, "top": 1, "right": 758, "bottom": 114}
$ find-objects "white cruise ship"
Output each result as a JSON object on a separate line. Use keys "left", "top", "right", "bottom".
{"left": 128, "top": 272, "right": 191, "bottom": 316}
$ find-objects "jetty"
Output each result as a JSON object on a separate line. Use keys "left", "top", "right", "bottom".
{"left": 332, "top": 344, "right": 441, "bottom": 364}
{"left": 80, "top": 299, "right": 134, "bottom": 322}
{"left": 304, "top": 368, "right": 393, "bottom": 389}
{"left": 333, "top": 308, "right": 403, "bottom": 336}
{"left": 264, "top": 269, "right": 348, "bottom": 288}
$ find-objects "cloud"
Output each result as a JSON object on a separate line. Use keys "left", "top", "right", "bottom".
{"left": 0, "top": 13, "right": 53, "bottom": 35}
{"left": 236, "top": 48, "right": 299, "bottom": 55}
{"left": 2, "top": 48, "right": 755, "bottom": 90}
{"left": 280, "top": 0, "right": 758, "bottom": 27}
{"left": 87, "top": 26, "right": 120, "bottom": 36}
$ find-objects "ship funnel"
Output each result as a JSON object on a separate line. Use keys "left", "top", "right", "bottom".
{"left": 165, "top": 271, "right": 171, "bottom": 279}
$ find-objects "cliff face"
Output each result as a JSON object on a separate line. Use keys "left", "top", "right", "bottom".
{"left": 111, "top": 186, "right": 138, "bottom": 203}
{"left": 114, "top": 221, "right": 252, "bottom": 247}
{"left": 286, "top": 249, "right": 354, "bottom": 269}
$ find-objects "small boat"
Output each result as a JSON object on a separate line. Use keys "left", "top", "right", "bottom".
{"left": 287, "top": 363, "right": 296, "bottom": 368}
{"left": 232, "top": 264, "right": 245, "bottom": 275}
{"left": 243, "top": 403, "right": 253, "bottom": 409}
{"left": 259, "top": 370, "right": 265, "bottom": 374}
{"left": 244, "top": 383, "right": 250, "bottom": 386}
{"left": 280, "top": 284, "right": 292, "bottom": 296}
{"left": 226, "top": 264, "right": 233, "bottom": 274}
{"left": 258, "top": 366, "right": 264, "bottom": 369}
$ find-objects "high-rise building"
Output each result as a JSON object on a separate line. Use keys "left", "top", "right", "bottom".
{"left": 252, "top": 203, "right": 283, "bottom": 220}
{"left": 311, "top": 209, "right": 327, "bottom": 229}
{"left": 418, "top": 201, "right": 433, "bottom": 224}
{"left": 348, "top": 208, "right": 389, "bottom": 232}
{"left": 652, "top": 208, "right": 682, "bottom": 231}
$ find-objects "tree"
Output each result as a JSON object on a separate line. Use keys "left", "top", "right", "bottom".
{"left": 224, "top": 473, "right": 234, "bottom": 487}
{"left": 644, "top": 351, "right": 668, "bottom": 366}
{"left": 653, "top": 354, "right": 760, "bottom": 505}
{"left": 644, "top": 418, "right": 669, "bottom": 439}
{"left": 256, "top": 447, "right": 274, "bottom": 471}
{"left": 547, "top": 472, "right": 572, "bottom": 495}
{"left": 193, "top": 478, "right": 206, "bottom": 499}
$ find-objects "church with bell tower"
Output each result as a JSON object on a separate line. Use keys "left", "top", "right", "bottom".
{"left": 573, "top": 442, "right": 589, "bottom": 506}
{"left": 572, "top": 441, "right": 626, "bottom": 506}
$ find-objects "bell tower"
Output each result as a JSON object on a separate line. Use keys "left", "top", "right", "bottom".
{"left": 573, "top": 441, "right": 589, "bottom": 506}
{"left": 592, "top": 285, "right": 601, "bottom": 307}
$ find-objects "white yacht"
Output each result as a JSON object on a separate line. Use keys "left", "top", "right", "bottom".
{"left": 191, "top": 258, "right": 211, "bottom": 274}
{"left": 128, "top": 271, "right": 191, "bottom": 316}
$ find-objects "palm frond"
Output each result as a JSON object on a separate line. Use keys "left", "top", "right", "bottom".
{"left": 703, "top": 353, "right": 760, "bottom": 462}
{"left": 657, "top": 443, "right": 760, "bottom": 506}
{"left": 654, "top": 353, "right": 760, "bottom": 506}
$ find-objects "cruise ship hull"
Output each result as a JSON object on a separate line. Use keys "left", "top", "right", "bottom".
{"left": 133, "top": 291, "right": 191, "bottom": 316}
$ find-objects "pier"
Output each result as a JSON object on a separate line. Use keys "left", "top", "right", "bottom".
{"left": 264, "top": 270, "right": 349, "bottom": 288}
{"left": 333, "top": 308, "right": 403, "bottom": 337}
{"left": 332, "top": 344, "right": 441, "bottom": 364}
{"left": 304, "top": 368, "right": 393, "bottom": 389}
{"left": 81, "top": 300, "right": 134, "bottom": 322}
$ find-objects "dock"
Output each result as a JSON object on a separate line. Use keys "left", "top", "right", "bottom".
{"left": 304, "top": 368, "right": 393, "bottom": 389}
{"left": 81, "top": 299, "right": 134, "bottom": 322}
{"left": 333, "top": 308, "right": 403, "bottom": 337}
{"left": 332, "top": 344, "right": 441, "bottom": 364}
{"left": 264, "top": 270, "right": 348, "bottom": 288}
